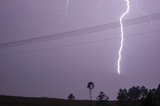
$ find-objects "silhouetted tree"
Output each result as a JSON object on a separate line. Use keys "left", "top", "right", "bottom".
{"left": 68, "top": 94, "right": 75, "bottom": 100}
{"left": 127, "top": 86, "right": 141, "bottom": 100}
{"left": 117, "top": 89, "right": 128, "bottom": 101}
{"left": 117, "top": 89, "right": 128, "bottom": 106}
{"left": 87, "top": 82, "right": 94, "bottom": 100}
{"left": 149, "top": 84, "right": 160, "bottom": 106}
{"left": 96, "top": 92, "right": 109, "bottom": 106}
{"left": 96, "top": 91, "right": 109, "bottom": 101}
{"left": 117, "top": 86, "right": 149, "bottom": 106}
{"left": 140, "top": 86, "right": 148, "bottom": 100}
{"left": 143, "top": 88, "right": 156, "bottom": 106}
{"left": 117, "top": 84, "right": 160, "bottom": 106}
{"left": 155, "top": 84, "right": 160, "bottom": 105}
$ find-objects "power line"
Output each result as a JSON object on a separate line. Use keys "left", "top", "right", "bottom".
{"left": 0, "top": 29, "right": 160, "bottom": 57}
{"left": 0, "top": 13, "right": 160, "bottom": 49}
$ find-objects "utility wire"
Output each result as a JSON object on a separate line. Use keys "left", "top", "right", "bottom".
{"left": 0, "top": 13, "right": 160, "bottom": 48}
{"left": 0, "top": 29, "right": 160, "bottom": 57}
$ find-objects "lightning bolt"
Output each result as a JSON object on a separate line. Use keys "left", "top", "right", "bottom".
{"left": 117, "top": 0, "right": 130, "bottom": 74}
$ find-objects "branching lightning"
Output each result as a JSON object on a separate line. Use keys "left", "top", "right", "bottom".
{"left": 98, "top": 0, "right": 105, "bottom": 8}
{"left": 136, "top": 0, "right": 153, "bottom": 25}
{"left": 136, "top": 0, "right": 147, "bottom": 15}
{"left": 51, "top": 0, "right": 70, "bottom": 24}
{"left": 52, "top": 0, "right": 130, "bottom": 74}
{"left": 61, "top": 0, "right": 70, "bottom": 23}
{"left": 117, "top": 0, "right": 130, "bottom": 74}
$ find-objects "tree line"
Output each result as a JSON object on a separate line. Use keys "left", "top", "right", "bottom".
{"left": 68, "top": 82, "right": 160, "bottom": 106}
{"left": 117, "top": 84, "right": 160, "bottom": 106}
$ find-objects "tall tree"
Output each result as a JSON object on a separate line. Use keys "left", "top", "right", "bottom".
{"left": 127, "top": 86, "right": 141, "bottom": 100}
{"left": 154, "top": 84, "right": 160, "bottom": 106}
{"left": 87, "top": 82, "right": 94, "bottom": 100}
{"left": 144, "top": 88, "right": 156, "bottom": 106}
{"left": 140, "top": 86, "right": 148, "bottom": 99}
{"left": 117, "top": 89, "right": 128, "bottom": 101}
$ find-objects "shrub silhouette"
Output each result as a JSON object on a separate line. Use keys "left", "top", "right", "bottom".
{"left": 68, "top": 94, "right": 75, "bottom": 100}
{"left": 96, "top": 91, "right": 109, "bottom": 101}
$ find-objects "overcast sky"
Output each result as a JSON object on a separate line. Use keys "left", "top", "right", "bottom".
{"left": 0, "top": 0, "right": 160, "bottom": 100}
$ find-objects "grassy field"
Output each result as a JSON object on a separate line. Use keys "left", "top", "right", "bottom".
{"left": 0, "top": 95, "right": 118, "bottom": 106}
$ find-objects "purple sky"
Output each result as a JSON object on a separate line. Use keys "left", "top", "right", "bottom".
{"left": 0, "top": 0, "right": 160, "bottom": 100}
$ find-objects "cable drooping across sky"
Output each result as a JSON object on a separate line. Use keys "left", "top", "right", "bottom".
{"left": 117, "top": 0, "right": 130, "bottom": 74}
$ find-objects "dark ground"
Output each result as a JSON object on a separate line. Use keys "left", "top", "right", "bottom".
{"left": 0, "top": 95, "right": 117, "bottom": 106}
